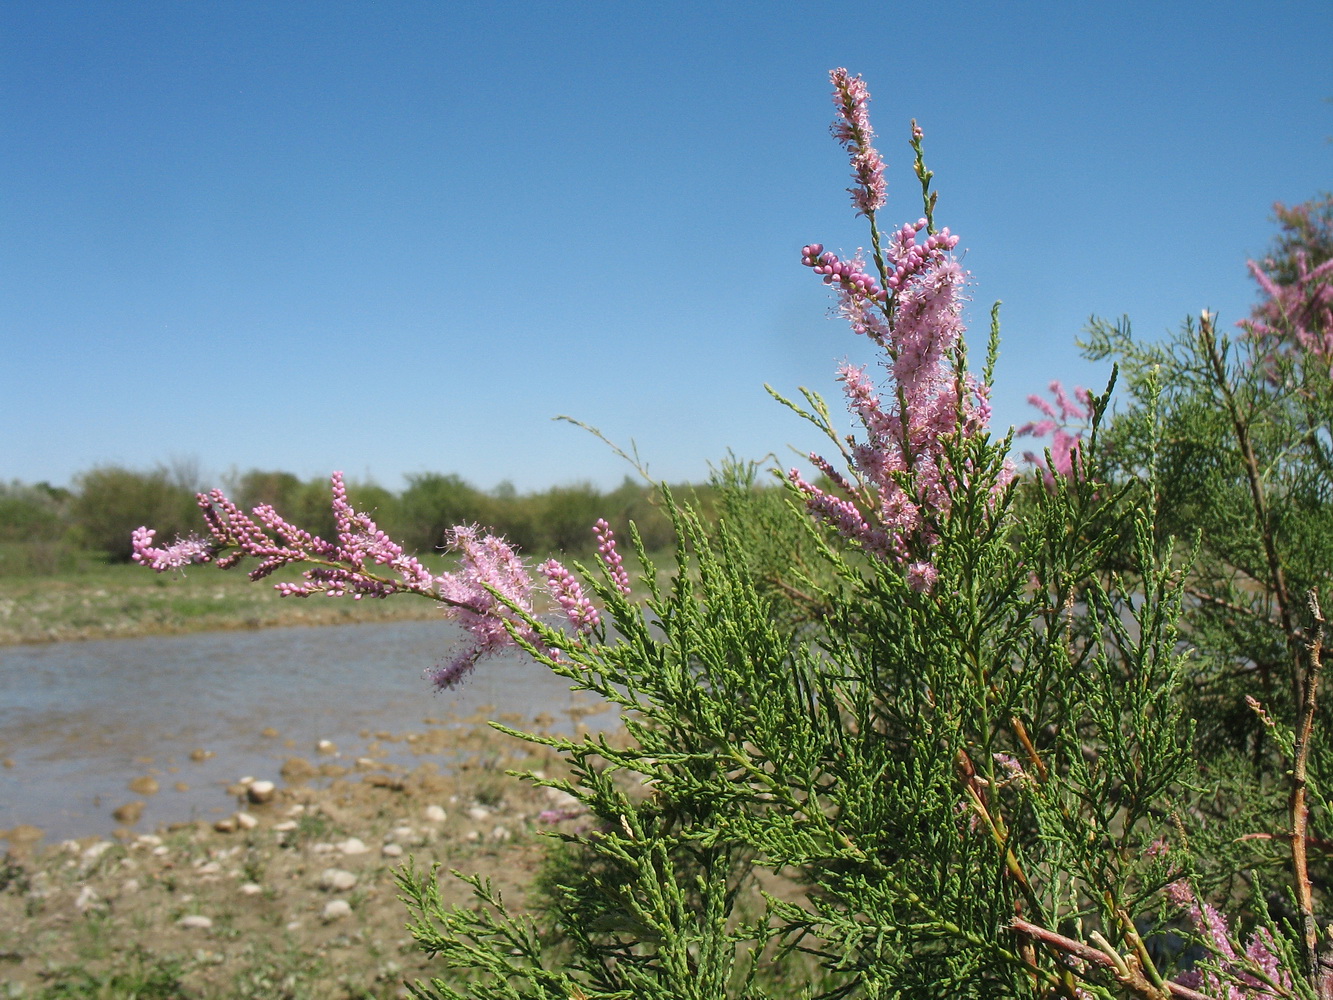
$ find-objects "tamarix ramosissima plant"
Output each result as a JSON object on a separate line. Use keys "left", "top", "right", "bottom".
{"left": 130, "top": 70, "right": 1333, "bottom": 1000}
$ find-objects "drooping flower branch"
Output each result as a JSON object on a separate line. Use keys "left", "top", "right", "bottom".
{"left": 132, "top": 472, "right": 645, "bottom": 687}
{"left": 133, "top": 472, "right": 553, "bottom": 688}
{"left": 789, "top": 69, "right": 1001, "bottom": 583}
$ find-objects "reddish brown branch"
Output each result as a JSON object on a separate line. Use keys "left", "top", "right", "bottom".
{"left": 1011, "top": 918, "right": 1211, "bottom": 1000}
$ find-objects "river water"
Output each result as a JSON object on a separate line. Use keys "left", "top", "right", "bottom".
{"left": 0, "top": 621, "right": 616, "bottom": 843}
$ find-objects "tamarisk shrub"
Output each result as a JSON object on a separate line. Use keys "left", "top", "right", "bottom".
{"left": 131, "top": 71, "right": 1332, "bottom": 999}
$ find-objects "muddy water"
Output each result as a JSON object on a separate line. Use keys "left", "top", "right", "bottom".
{"left": 0, "top": 621, "right": 615, "bottom": 842}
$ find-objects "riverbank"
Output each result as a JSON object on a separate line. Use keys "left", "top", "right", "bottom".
{"left": 0, "top": 561, "right": 449, "bottom": 646}
{"left": 0, "top": 714, "right": 608, "bottom": 999}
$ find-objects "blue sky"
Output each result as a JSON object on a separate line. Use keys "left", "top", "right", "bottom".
{"left": 3, "top": 2, "right": 1330, "bottom": 493}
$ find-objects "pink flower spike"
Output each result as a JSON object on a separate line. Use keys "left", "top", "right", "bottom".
{"left": 131, "top": 527, "right": 212, "bottom": 571}
{"left": 593, "top": 518, "right": 632, "bottom": 596}
{"left": 541, "top": 558, "right": 601, "bottom": 636}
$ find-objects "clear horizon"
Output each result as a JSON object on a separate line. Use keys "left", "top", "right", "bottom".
{"left": 3, "top": 2, "right": 1330, "bottom": 493}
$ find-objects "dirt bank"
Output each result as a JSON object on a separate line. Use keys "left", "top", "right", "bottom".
{"left": 0, "top": 716, "right": 606, "bottom": 999}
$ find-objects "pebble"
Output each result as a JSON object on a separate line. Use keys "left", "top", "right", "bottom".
{"left": 381, "top": 843, "right": 403, "bottom": 858}
{"left": 544, "top": 788, "right": 580, "bottom": 809}
{"left": 239, "top": 883, "right": 262, "bottom": 896}
{"left": 152, "top": 845, "right": 170, "bottom": 857}
{"left": 196, "top": 862, "right": 221, "bottom": 875}
{"left": 112, "top": 801, "right": 144, "bottom": 825}
{"left": 423, "top": 805, "right": 446, "bottom": 823}
{"left": 321, "top": 899, "right": 352, "bottom": 921}
{"left": 74, "top": 885, "right": 99, "bottom": 912}
{"left": 235, "top": 811, "right": 259, "bottom": 830}
{"left": 134, "top": 834, "right": 163, "bottom": 848}
{"left": 491, "top": 826, "right": 511, "bottom": 843}
{"left": 316, "top": 740, "right": 338, "bottom": 755}
{"left": 338, "top": 837, "right": 369, "bottom": 855}
{"left": 128, "top": 775, "right": 159, "bottom": 796}
{"left": 391, "top": 826, "right": 415, "bottom": 839}
{"left": 178, "top": 915, "right": 213, "bottom": 930}
{"left": 273, "top": 820, "right": 298, "bottom": 832}
{"left": 82, "top": 841, "right": 114, "bottom": 863}
{"left": 465, "top": 806, "right": 490, "bottom": 822}
{"left": 213, "top": 817, "right": 237, "bottom": 834}
{"left": 189, "top": 748, "right": 214, "bottom": 762}
{"left": 319, "top": 868, "right": 357, "bottom": 892}
{"left": 247, "top": 780, "right": 276, "bottom": 804}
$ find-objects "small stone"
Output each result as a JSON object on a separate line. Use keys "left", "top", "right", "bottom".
{"left": 311, "top": 842, "right": 335, "bottom": 854}
{"left": 246, "top": 780, "right": 276, "bottom": 804}
{"left": 316, "top": 740, "right": 337, "bottom": 755}
{"left": 321, "top": 898, "right": 352, "bottom": 921}
{"left": 82, "top": 841, "right": 113, "bottom": 863}
{"left": 234, "top": 812, "right": 258, "bottom": 830}
{"left": 319, "top": 868, "right": 357, "bottom": 892}
{"left": 464, "top": 830, "right": 479, "bottom": 842}
{"left": 189, "top": 748, "right": 214, "bottom": 762}
{"left": 491, "top": 826, "right": 511, "bottom": 843}
{"left": 128, "top": 775, "right": 159, "bottom": 796}
{"left": 260, "top": 727, "right": 280, "bottom": 738}
{"left": 1, "top": 758, "right": 13, "bottom": 768}
{"left": 112, "top": 801, "right": 145, "bottom": 825}
{"left": 273, "top": 820, "right": 298, "bottom": 832}
{"left": 381, "top": 843, "right": 403, "bottom": 858}
{"left": 239, "top": 882, "right": 262, "bottom": 896}
{"left": 424, "top": 805, "right": 447, "bottom": 823}
{"left": 178, "top": 914, "right": 213, "bottom": 930}
{"left": 135, "top": 834, "right": 163, "bottom": 848}
{"left": 213, "top": 817, "right": 237, "bottom": 834}
{"left": 121, "top": 878, "right": 140, "bottom": 894}
{"left": 196, "top": 862, "right": 221, "bottom": 875}
{"left": 391, "top": 826, "right": 415, "bottom": 839}
{"left": 280, "top": 758, "right": 316, "bottom": 784}
{"left": 173, "top": 782, "right": 190, "bottom": 793}
{"left": 152, "top": 845, "right": 169, "bottom": 857}
{"left": 544, "top": 787, "right": 580, "bottom": 809}
{"left": 338, "top": 837, "right": 369, "bottom": 855}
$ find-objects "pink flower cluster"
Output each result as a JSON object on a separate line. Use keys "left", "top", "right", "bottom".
{"left": 1166, "top": 881, "right": 1291, "bottom": 999}
{"left": 1244, "top": 251, "right": 1333, "bottom": 367}
{"left": 130, "top": 528, "right": 212, "bottom": 571}
{"left": 829, "top": 67, "right": 886, "bottom": 217}
{"left": 802, "top": 245, "right": 887, "bottom": 304}
{"left": 791, "top": 71, "right": 999, "bottom": 585}
{"left": 593, "top": 518, "right": 631, "bottom": 596}
{"left": 541, "top": 558, "right": 600, "bottom": 636}
{"left": 539, "top": 519, "right": 630, "bottom": 639}
{"left": 1018, "top": 380, "right": 1092, "bottom": 482}
{"left": 432, "top": 525, "right": 544, "bottom": 689}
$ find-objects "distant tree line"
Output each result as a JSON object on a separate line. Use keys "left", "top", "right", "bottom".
{"left": 0, "top": 465, "right": 736, "bottom": 575}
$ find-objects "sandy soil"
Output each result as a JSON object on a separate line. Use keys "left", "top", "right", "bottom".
{"left": 0, "top": 716, "right": 605, "bottom": 999}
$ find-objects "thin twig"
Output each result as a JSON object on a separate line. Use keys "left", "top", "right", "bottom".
{"left": 1290, "top": 590, "right": 1326, "bottom": 992}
